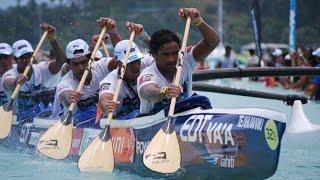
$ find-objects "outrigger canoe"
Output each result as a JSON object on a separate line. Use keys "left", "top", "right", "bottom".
{"left": 0, "top": 96, "right": 286, "bottom": 179}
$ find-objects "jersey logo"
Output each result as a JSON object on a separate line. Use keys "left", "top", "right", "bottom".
{"left": 138, "top": 74, "right": 153, "bottom": 84}
{"left": 3, "top": 73, "right": 13, "bottom": 79}
{"left": 100, "top": 83, "right": 110, "bottom": 91}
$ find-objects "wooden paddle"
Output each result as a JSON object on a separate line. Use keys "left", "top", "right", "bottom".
{"left": 143, "top": 17, "right": 191, "bottom": 173}
{"left": 78, "top": 31, "right": 136, "bottom": 172}
{"left": 37, "top": 27, "right": 107, "bottom": 159}
{"left": 0, "top": 31, "right": 48, "bottom": 139}
{"left": 101, "top": 41, "right": 110, "bottom": 57}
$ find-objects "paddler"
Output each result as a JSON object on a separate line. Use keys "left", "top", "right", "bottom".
{"left": 137, "top": 7, "right": 220, "bottom": 114}
{"left": 1, "top": 23, "right": 65, "bottom": 123}
{"left": 98, "top": 21, "right": 154, "bottom": 119}
{"left": 51, "top": 18, "right": 120, "bottom": 128}
{"left": 0, "top": 43, "right": 14, "bottom": 105}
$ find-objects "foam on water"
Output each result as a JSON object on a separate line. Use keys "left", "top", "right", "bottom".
{"left": 1, "top": 78, "right": 319, "bottom": 179}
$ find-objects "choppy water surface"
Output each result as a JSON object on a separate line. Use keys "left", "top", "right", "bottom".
{"left": 1, "top": 79, "right": 319, "bottom": 180}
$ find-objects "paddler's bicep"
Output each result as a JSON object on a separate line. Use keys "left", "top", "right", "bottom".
{"left": 2, "top": 78, "right": 16, "bottom": 92}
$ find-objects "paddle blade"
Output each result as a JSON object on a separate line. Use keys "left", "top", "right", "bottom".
{"left": 78, "top": 133, "right": 114, "bottom": 172}
{"left": 37, "top": 121, "right": 72, "bottom": 159}
{"left": 143, "top": 128, "right": 181, "bottom": 173}
{"left": 0, "top": 106, "right": 13, "bottom": 139}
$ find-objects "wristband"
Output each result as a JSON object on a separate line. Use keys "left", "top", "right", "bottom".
{"left": 49, "top": 35, "right": 57, "bottom": 41}
{"left": 160, "top": 86, "right": 169, "bottom": 96}
{"left": 194, "top": 18, "right": 203, "bottom": 27}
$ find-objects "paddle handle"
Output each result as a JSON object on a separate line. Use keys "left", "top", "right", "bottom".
{"left": 167, "top": 17, "right": 191, "bottom": 117}
{"left": 101, "top": 41, "right": 110, "bottom": 57}
{"left": 68, "top": 27, "right": 107, "bottom": 111}
{"left": 106, "top": 31, "right": 136, "bottom": 124}
{"left": 10, "top": 31, "right": 48, "bottom": 99}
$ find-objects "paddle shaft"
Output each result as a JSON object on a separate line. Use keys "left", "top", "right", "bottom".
{"left": 106, "top": 31, "right": 136, "bottom": 125}
{"left": 192, "top": 67, "right": 320, "bottom": 81}
{"left": 10, "top": 31, "right": 48, "bottom": 99}
{"left": 167, "top": 17, "right": 191, "bottom": 117}
{"left": 101, "top": 41, "right": 110, "bottom": 57}
{"left": 68, "top": 27, "right": 107, "bottom": 111}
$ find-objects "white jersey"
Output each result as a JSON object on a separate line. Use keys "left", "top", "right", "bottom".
{"left": 1, "top": 61, "right": 53, "bottom": 97}
{"left": 0, "top": 64, "right": 16, "bottom": 104}
{"left": 140, "top": 53, "right": 154, "bottom": 69}
{"left": 137, "top": 49, "right": 197, "bottom": 114}
{"left": 99, "top": 55, "right": 154, "bottom": 115}
{"left": 52, "top": 57, "right": 112, "bottom": 117}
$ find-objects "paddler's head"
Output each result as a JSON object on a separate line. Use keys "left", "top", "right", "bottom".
{"left": 12, "top": 39, "right": 34, "bottom": 72}
{"left": 114, "top": 39, "right": 144, "bottom": 83}
{"left": 149, "top": 29, "right": 181, "bottom": 73}
{"left": 0, "top": 43, "right": 13, "bottom": 76}
{"left": 66, "top": 39, "right": 91, "bottom": 81}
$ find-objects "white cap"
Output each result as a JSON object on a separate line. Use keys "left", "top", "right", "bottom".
{"left": 312, "top": 47, "right": 320, "bottom": 57}
{"left": 0, "top": 43, "right": 12, "bottom": 55}
{"left": 114, "top": 40, "right": 144, "bottom": 64}
{"left": 66, "top": 39, "right": 90, "bottom": 59}
{"left": 12, "top": 39, "right": 34, "bottom": 57}
{"left": 272, "top": 48, "right": 282, "bottom": 57}
{"left": 95, "top": 50, "right": 103, "bottom": 59}
{"left": 285, "top": 54, "right": 290, "bottom": 60}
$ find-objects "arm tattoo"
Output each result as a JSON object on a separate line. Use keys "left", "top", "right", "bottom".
{"left": 140, "top": 83, "right": 165, "bottom": 103}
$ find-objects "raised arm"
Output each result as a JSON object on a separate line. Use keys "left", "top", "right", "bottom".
{"left": 126, "top": 21, "right": 151, "bottom": 47}
{"left": 178, "top": 8, "right": 220, "bottom": 62}
{"left": 40, "top": 23, "right": 66, "bottom": 74}
{"left": 97, "top": 17, "right": 122, "bottom": 47}
{"left": 89, "top": 34, "right": 110, "bottom": 52}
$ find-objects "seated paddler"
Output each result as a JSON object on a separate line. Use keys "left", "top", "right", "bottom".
{"left": 137, "top": 8, "right": 220, "bottom": 115}
{"left": 0, "top": 43, "right": 14, "bottom": 106}
{"left": 1, "top": 24, "right": 65, "bottom": 123}
{"left": 98, "top": 22, "right": 154, "bottom": 120}
{"left": 52, "top": 18, "right": 121, "bottom": 128}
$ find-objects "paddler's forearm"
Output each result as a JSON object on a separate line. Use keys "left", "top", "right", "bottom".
{"left": 49, "top": 39, "right": 67, "bottom": 74}
{"left": 59, "top": 91, "right": 71, "bottom": 107}
{"left": 140, "top": 84, "right": 165, "bottom": 103}
{"left": 108, "top": 32, "right": 122, "bottom": 47}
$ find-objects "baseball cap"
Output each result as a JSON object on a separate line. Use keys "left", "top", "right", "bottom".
{"left": 285, "top": 54, "right": 290, "bottom": 60}
{"left": 0, "top": 43, "right": 12, "bottom": 55}
{"left": 95, "top": 50, "right": 103, "bottom": 59}
{"left": 312, "top": 47, "right": 320, "bottom": 57}
{"left": 12, "top": 39, "right": 34, "bottom": 58}
{"left": 66, "top": 39, "right": 90, "bottom": 59}
{"left": 272, "top": 48, "right": 282, "bottom": 57}
{"left": 114, "top": 40, "right": 144, "bottom": 64}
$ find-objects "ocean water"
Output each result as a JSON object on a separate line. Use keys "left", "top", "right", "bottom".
{"left": 1, "top": 79, "right": 319, "bottom": 180}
